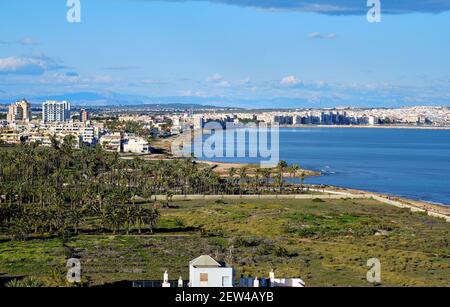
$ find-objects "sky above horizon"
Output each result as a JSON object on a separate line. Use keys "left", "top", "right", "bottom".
{"left": 1, "top": 0, "right": 450, "bottom": 108}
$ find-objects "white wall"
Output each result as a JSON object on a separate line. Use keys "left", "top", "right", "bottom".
{"left": 189, "top": 267, "right": 233, "bottom": 287}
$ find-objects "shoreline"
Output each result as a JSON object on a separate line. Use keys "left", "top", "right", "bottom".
{"left": 161, "top": 130, "right": 450, "bottom": 219}
{"left": 308, "top": 185, "right": 450, "bottom": 219}
{"left": 198, "top": 159, "right": 450, "bottom": 218}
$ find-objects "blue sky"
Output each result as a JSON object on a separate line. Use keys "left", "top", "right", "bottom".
{"left": 0, "top": 0, "right": 450, "bottom": 107}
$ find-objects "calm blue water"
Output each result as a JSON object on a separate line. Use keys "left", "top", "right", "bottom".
{"left": 196, "top": 128, "right": 450, "bottom": 205}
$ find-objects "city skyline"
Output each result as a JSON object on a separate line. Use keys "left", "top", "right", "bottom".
{"left": 1, "top": 0, "right": 450, "bottom": 108}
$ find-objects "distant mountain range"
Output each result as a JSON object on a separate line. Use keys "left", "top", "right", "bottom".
{"left": 1, "top": 92, "right": 235, "bottom": 108}
{"left": 0, "top": 91, "right": 448, "bottom": 110}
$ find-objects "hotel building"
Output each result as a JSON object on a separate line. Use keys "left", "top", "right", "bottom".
{"left": 6, "top": 99, "right": 31, "bottom": 123}
{"left": 42, "top": 101, "right": 71, "bottom": 123}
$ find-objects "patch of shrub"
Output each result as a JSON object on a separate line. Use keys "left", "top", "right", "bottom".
{"left": 201, "top": 227, "right": 225, "bottom": 237}
{"left": 5, "top": 276, "right": 45, "bottom": 288}
{"left": 174, "top": 218, "right": 186, "bottom": 227}
{"left": 234, "top": 237, "right": 261, "bottom": 248}
{"left": 215, "top": 199, "right": 227, "bottom": 205}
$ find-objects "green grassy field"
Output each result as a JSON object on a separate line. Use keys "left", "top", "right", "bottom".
{"left": 1, "top": 198, "right": 449, "bottom": 287}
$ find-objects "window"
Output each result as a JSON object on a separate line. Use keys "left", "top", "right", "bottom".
{"left": 200, "top": 273, "right": 209, "bottom": 282}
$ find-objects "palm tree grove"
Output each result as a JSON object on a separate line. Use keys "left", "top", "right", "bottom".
{"left": 0, "top": 138, "right": 302, "bottom": 241}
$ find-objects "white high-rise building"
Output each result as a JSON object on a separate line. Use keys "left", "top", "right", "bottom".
{"left": 42, "top": 101, "right": 71, "bottom": 122}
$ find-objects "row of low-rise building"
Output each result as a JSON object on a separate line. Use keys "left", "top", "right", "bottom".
{"left": 270, "top": 112, "right": 381, "bottom": 126}
{"left": 0, "top": 121, "right": 100, "bottom": 147}
{"left": 39, "top": 121, "right": 98, "bottom": 146}
{"left": 0, "top": 121, "right": 151, "bottom": 154}
{"left": 188, "top": 106, "right": 449, "bottom": 128}
{"left": 99, "top": 132, "right": 151, "bottom": 154}
{"left": 1, "top": 99, "right": 154, "bottom": 153}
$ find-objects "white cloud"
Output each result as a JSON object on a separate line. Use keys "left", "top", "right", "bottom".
{"left": 218, "top": 80, "right": 230, "bottom": 87}
{"left": 207, "top": 73, "right": 224, "bottom": 82}
{"left": 151, "top": 1, "right": 450, "bottom": 15}
{"left": 239, "top": 77, "right": 251, "bottom": 84}
{"left": 308, "top": 32, "right": 337, "bottom": 39}
{"left": 18, "top": 37, "right": 39, "bottom": 45}
{"left": 280, "top": 75, "right": 302, "bottom": 86}
{"left": 180, "top": 90, "right": 207, "bottom": 97}
{"left": 207, "top": 73, "right": 230, "bottom": 87}
{"left": 142, "top": 79, "right": 156, "bottom": 85}
{"left": 94, "top": 75, "right": 113, "bottom": 83}
{"left": 0, "top": 56, "right": 62, "bottom": 75}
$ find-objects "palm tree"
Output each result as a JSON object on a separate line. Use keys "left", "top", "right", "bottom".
{"left": 289, "top": 164, "right": 300, "bottom": 179}
{"left": 69, "top": 207, "right": 84, "bottom": 234}
{"left": 135, "top": 206, "right": 146, "bottom": 234}
{"left": 165, "top": 190, "right": 174, "bottom": 208}
{"left": 239, "top": 167, "right": 248, "bottom": 195}
{"left": 123, "top": 205, "right": 136, "bottom": 235}
{"left": 254, "top": 168, "right": 262, "bottom": 193}
{"left": 300, "top": 172, "right": 306, "bottom": 192}
{"left": 277, "top": 160, "right": 288, "bottom": 193}
{"left": 228, "top": 167, "right": 236, "bottom": 183}
{"left": 143, "top": 208, "right": 160, "bottom": 234}
{"left": 261, "top": 168, "right": 272, "bottom": 191}
{"left": 50, "top": 135, "right": 60, "bottom": 150}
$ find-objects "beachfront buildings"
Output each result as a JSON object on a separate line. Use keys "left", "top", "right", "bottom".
{"left": 190, "top": 106, "right": 450, "bottom": 128}
{"left": 42, "top": 101, "right": 71, "bottom": 123}
{"left": 6, "top": 99, "right": 31, "bottom": 123}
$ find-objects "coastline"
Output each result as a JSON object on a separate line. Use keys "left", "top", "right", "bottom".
{"left": 199, "top": 160, "right": 450, "bottom": 219}
{"left": 161, "top": 129, "right": 450, "bottom": 220}
{"left": 309, "top": 185, "right": 450, "bottom": 220}
{"left": 278, "top": 124, "right": 450, "bottom": 131}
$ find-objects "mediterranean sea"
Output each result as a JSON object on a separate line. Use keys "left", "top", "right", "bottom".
{"left": 196, "top": 127, "right": 450, "bottom": 206}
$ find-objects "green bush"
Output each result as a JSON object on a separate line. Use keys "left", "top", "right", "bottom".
{"left": 6, "top": 276, "right": 45, "bottom": 288}
{"left": 234, "top": 237, "right": 261, "bottom": 248}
